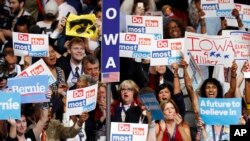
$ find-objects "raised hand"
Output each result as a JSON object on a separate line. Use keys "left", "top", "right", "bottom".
{"left": 78, "top": 112, "right": 89, "bottom": 126}
{"left": 179, "top": 59, "right": 188, "bottom": 69}
{"left": 231, "top": 8, "right": 240, "bottom": 17}
{"left": 7, "top": 117, "right": 16, "bottom": 126}
{"left": 231, "top": 61, "right": 238, "bottom": 77}
{"left": 241, "top": 61, "right": 250, "bottom": 73}
{"left": 174, "top": 113, "right": 183, "bottom": 125}
{"left": 171, "top": 63, "right": 179, "bottom": 74}
{"left": 56, "top": 17, "right": 67, "bottom": 32}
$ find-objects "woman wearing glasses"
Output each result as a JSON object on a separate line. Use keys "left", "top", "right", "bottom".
{"left": 111, "top": 79, "right": 139, "bottom": 122}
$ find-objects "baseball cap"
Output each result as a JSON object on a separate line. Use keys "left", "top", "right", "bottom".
{"left": 44, "top": 0, "right": 58, "bottom": 16}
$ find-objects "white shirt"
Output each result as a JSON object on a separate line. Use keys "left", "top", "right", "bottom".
{"left": 67, "top": 62, "right": 83, "bottom": 88}
{"left": 57, "top": 2, "right": 77, "bottom": 20}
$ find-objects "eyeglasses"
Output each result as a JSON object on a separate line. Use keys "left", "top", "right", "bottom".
{"left": 121, "top": 88, "right": 133, "bottom": 92}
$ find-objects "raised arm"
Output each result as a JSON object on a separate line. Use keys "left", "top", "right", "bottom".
{"left": 198, "top": 10, "right": 206, "bottom": 34}
{"left": 32, "top": 106, "right": 49, "bottom": 140}
{"left": 7, "top": 119, "right": 16, "bottom": 139}
{"left": 232, "top": 8, "right": 244, "bottom": 29}
{"left": 195, "top": 0, "right": 206, "bottom": 34}
{"left": 224, "top": 61, "right": 238, "bottom": 98}
{"left": 171, "top": 63, "right": 186, "bottom": 118}
{"left": 235, "top": 61, "right": 249, "bottom": 98}
{"left": 181, "top": 60, "right": 199, "bottom": 115}
{"left": 172, "top": 63, "right": 181, "bottom": 95}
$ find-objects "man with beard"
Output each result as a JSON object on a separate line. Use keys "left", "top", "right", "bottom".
{"left": 9, "top": 0, "right": 30, "bottom": 21}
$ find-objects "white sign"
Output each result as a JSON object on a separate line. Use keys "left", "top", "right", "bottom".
{"left": 110, "top": 122, "right": 148, "bottom": 141}
{"left": 201, "top": 0, "right": 234, "bottom": 18}
{"left": 222, "top": 30, "right": 250, "bottom": 60}
{"left": 187, "top": 53, "right": 203, "bottom": 90}
{"left": 66, "top": 84, "right": 98, "bottom": 116}
{"left": 119, "top": 33, "right": 155, "bottom": 59}
{"left": 184, "top": 32, "right": 235, "bottom": 67}
{"left": 17, "top": 59, "right": 56, "bottom": 85}
{"left": 126, "top": 15, "right": 163, "bottom": 40}
{"left": 150, "top": 38, "right": 184, "bottom": 66}
{"left": 226, "top": 3, "right": 250, "bottom": 28}
{"left": 12, "top": 32, "right": 49, "bottom": 57}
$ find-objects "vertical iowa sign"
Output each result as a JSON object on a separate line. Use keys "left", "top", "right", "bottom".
{"left": 101, "top": 0, "right": 120, "bottom": 83}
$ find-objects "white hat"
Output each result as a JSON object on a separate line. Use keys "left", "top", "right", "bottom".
{"left": 44, "top": 0, "right": 58, "bottom": 16}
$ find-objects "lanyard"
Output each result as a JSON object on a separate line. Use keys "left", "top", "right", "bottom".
{"left": 121, "top": 106, "right": 127, "bottom": 122}
{"left": 212, "top": 125, "right": 224, "bottom": 141}
{"left": 121, "top": 104, "right": 131, "bottom": 122}
{"left": 167, "top": 125, "right": 177, "bottom": 141}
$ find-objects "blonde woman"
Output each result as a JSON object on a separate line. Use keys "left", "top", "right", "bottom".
{"left": 111, "top": 79, "right": 139, "bottom": 122}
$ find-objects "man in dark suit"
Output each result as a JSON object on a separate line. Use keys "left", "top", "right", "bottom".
{"left": 56, "top": 37, "right": 86, "bottom": 88}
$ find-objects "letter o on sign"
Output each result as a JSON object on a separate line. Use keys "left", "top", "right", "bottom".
{"left": 106, "top": 8, "right": 117, "bottom": 19}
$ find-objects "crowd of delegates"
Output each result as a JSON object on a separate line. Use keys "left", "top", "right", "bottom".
{"left": 0, "top": 0, "right": 250, "bottom": 141}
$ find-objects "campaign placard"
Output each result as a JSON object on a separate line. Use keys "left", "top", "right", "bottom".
{"left": 139, "top": 93, "right": 164, "bottom": 120}
{"left": 226, "top": 3, "right": 250, "bottom": 28}
{"left": 150, "top": 38, "right": 184, "bottom": 66}
{"left": 187, "top": 53, "right": 203, "bottom": 90}
{"left": 17, "top": 59, "right": 56, "bottom": 85}
{"left": 199, "top": 98, "right": 242, "bottom": 125}
{"left": 66, "top": 13, "right": 98, "bottom": 38}
{"left": 7, "top": 75, "right": 49, "bottom": 103}
{"left": 222, "top": 30, "right": 250, "bottom": 78}
{"left": 222, "top": 30, "right": 250, "bottom": 60}
{"left": 12, "top": 32, "right": 49, "bottom": 57}
{"left": 126, "top": 15, "right": 163, "bottom": 40}
{"left": 0, "top": 92, "right": 21, "bottom": 120}
{"left": 201, "top": 0, "right": 234, "bottom": 18}
{"left": 184, "top": 32, "right": 235, "bottom": 67}
{"left": 101, "top": 0, "right": 120, "bottom": 83}
{"left": 110, "top": 122, "right": 148, "bottom": 141}
{"left": 119, "top": 33, "right": 155, "bottom": 59}
{"left": 66, "top": 84, "right": 98, "bottom": 116}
